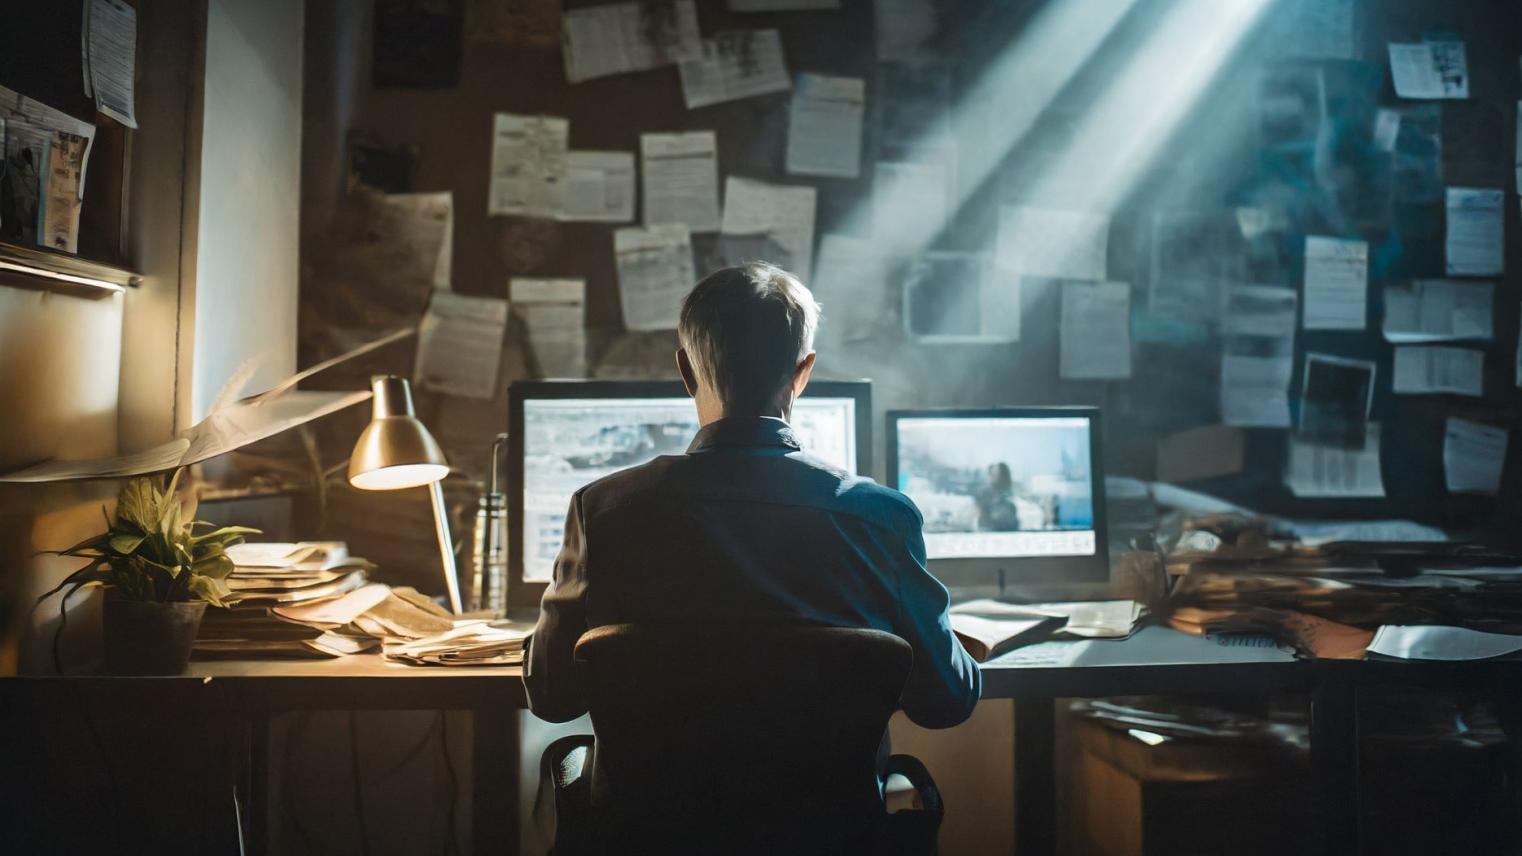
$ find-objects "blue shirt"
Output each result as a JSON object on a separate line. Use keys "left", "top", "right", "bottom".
{"left": 523, "top": 416, "right": 982, "bottom": 728}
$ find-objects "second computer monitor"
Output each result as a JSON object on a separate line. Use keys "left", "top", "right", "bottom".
{"left": 886, "top": 407, "right": 1109, "bottom": 584}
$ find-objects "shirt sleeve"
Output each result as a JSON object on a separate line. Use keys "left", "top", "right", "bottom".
{"left": 891, "top": 524, "right": 982, "bottom": 729}
{"left": 523, "top": 491, "right": 591, "bottom": 722}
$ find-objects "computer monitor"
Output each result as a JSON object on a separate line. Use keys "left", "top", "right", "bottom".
{"left": 507, "top": 380, "right": 872, "bottom": 607}
{"left": 885, "top": 407, "right": 1109, "bottom": 585}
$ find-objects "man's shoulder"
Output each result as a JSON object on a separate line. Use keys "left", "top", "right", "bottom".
{"left": 574, "top": 455, "right": 683, "bottom": 511}
{"left": 830, "top": 473, "right": 924, "bottom": 533}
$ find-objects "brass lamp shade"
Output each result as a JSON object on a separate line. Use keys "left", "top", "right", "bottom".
{"left": 348, "top": 376, "right": 449, "bottom": 490}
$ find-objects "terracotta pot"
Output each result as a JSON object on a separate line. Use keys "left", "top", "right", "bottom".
{"left": 102, "top": 591, "right": 207, "bottom": 675}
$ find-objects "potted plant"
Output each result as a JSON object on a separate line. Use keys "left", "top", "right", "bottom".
{"left": 38, "top": 469, "right": 259, "bottom": 675}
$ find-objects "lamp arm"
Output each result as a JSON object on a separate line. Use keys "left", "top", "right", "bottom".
{"left": 430, "top": 481, "right": 464, "bottom": 615}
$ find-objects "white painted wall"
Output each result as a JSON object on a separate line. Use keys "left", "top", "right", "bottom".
{"left": 190, "top": 0, "right": 304, "bottom": 420}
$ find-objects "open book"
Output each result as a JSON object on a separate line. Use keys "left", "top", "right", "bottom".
{"left": 949, "top": 612, "right": 1065, "bottom": 663}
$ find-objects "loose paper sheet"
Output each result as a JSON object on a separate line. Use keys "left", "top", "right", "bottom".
{"left": 1391, "top": 346, "right": 1484, "bottom": 397}
{"left": 86, "top": 0, "right": 138, "bottom": 128}
{"left": 1302, "top": 236, "right": 1367, "bottom": 330}
{"left": 614, "top": 223, "right": 695, "bottom": 331}
{"left": 1060, "top": 281, "right": 1131, "bottom": 380}
{"left": 1444, "top": 187, "right": 1504, "bottom": 276}
{"left": 0, "top": 84, "right": 96, "bottom": 220}
{"left": 559, "top": 150, "right": 635, "bottom": 222}
{"left": 1444, "top": 418, "right": 1508, "bottom": 495}
{"left": 641, "top": 131, "right": 720, "bottom": 232}
{"left": 1299, "top": 353, "right": 1375, "bottom": 449}
{"left": 997, "top": 206, "right": 1109, "bottom": 281}
{"left": 786, "top": 73, "right": 865, "bottom": 179}
{"left": 414, "top": 292, "right": 510, "bottom": 399}
{"left": 1382, "top": 279, "right": 1492, "bottom": 342}
{"left": 1286, "top": 425, "right": 1386, "bottom": 498}
{"left": 509, "top": 278, "right": 587, "bottom": 378}
{"left": 1220, "top": 286, "right": 1297, "bottom": 428}
{"left": 487, "top": 113, "right": 568, "bottom": 218}
{"left": 561, "top": 0, "right": 702, "bottom": 83}
{"left": 679, "top": 30, "right": 791, "bottom": 109}
{"left": 720, "top": 177, "right": 817, "bottom": 278}
{"left": 1387, "top": 41, "right": 1468, "bottom": 100}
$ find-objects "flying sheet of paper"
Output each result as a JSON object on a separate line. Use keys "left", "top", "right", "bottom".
{"left": 1369, "top": 625, "right": 1522, "bottom": 661}
{"left": 679, "top": 30, "right": 791, "bottom": 109}
{"left": 1285, "top": 425, "right": 1386, "bottom": 498}
{"left": 786, "top": 74, "right": 865, "bottom": 179}
{"left": 1444, "top": 187, "right": 1504, "bottom": 276}
{"left": 86, "top": 0, "right": 138, "bottom": 128}
{"left": 874, "top": 0, "right": 937, "bottom": 63}
{"left": 1444, "top": 418, "right": 1508, "bottom": 495}
{"left": 1388, "top": 41, "right": 1468, "bottom": 99}
{"left": 487, "top": 113, "right": 568, "bottom": 218}
{"left": 641, "top": 131, "right": 720, "bottom": 232}
{"left": 872, "top": 160, "right": 948, "bottom": 248}
{"left": 1391, "top": 346, "right": 1484, "bottom": 397}
{"left": 561, "top": 0, "right": 702, "bottom": 83}
{"left": 510, "top": 278, "right": 587, "bottom": 378}
{"left": 614, "top": 223, "right": 695, "bottom": 331}
{"left": 0, "top": 439, "right": 190, "bottom": 483}
{"left": 812, "top": 233, "right": 893, "bottom": 343}
{"left": 996, "top": 206, "right": 1109, "bottom": 281}
{"left": 179, "top": 391, "right": 373, "bottom": 467}
{"left": 413, "top": 291, "right": 510, "bottom": 399}
{"left": 1060, "top": 281, "right": 1131, "bottom": 380}
{"left": 728, "top": 0, "right": 838, "bottom": 8}
{"left": 1382, "top": 279, "right": 1492, "bottom": 342}
{"left": 1220, "top": 285, "right": 1297, "bottom": 428}
{"left": 559, "top": 150, "right": 635, "bottom": 222}
{"left": 720, "top": 177, "right": 817, "bottom": 278}
{"left": 1302, "top": 236, "right": 1367, "bottom": 330}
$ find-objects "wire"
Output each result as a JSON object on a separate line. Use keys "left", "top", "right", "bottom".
{"left": 439, "top": 711, "right": 461, "bottom": 856}
{"left": 348, "top": 711, "right": 372, "bottom": 856}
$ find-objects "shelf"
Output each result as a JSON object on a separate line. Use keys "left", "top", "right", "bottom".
{"left": 0, "top": 240, "right": 140, "bottom": 294}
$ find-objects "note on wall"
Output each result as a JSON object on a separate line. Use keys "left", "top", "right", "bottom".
{"left": 997, "top": 206, "right": 1109, "bottom": 281}
{"left": 1285, "top": 425, "right": 1386, "bottom": 498}
{"left": 614, "top": 224, "right": 695, "bottom": 331}
{"left": 1060, "top": 281, "right": 1131, "bottom": 380}
{"left": 561, "top": 0, "right": 702, "bottom": 83}
{"left": 1391, "top": 346, "right": 1484, "bottom": 397}
{"left": 720, "top": 177, "right": 817, "bottom": 278}
{"left": 559, "top": 151, "right": 635, "bottom": 223}
{"left": 872, "top": 161, "right": 948, "bottom": 248}
{"left": 786, "top": 74, "right": 865, "bottom": 179}
{"left": 679, "top": 30, "right": 791, "bottom": 109}
{"left": 1382, "top": 280, "right": 1493, "bottom": 342}
{"left": 641, "top": 131, "right": 720, "bottom": 232}
{"left": 1388, "top": 41, "right": 1468, "bottom": 99}
{"left": 1220, "top": 285, "right": 1297, "bottom": 428}
{"left": 1444, "top": 187, "right": 1504, "bottom": 276}
{"left": 1302, "top": 236, "right": 1367, "bottom": 330}
{"left": 1299, "top": 353, "right": 1375, "bottom": 449}
{"left": 487, "top": 113, "right": 568, "bottom": 218}
{"left": 414, "top": 292, "right": 510, "bottom": 399}
{"left": 85, "top": 0, "right": 139, "bottom": 128}
{"left": 509, "top": 278, "right": 586, "bottom": 378}
{"left": 1444, "top": 418, "right": 1508, "bottom": 495}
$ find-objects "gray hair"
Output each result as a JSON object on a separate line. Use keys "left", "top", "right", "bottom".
{"left": 678, "top": 262, "right": 820, "bottom": 414}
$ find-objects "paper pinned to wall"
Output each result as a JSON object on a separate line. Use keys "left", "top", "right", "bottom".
{"left": 561, "top": 0, "right": 702, "bottom": 83}
{"left": 1302, "top": 236, "right": 1367, "bottom": 330}
{"left": 997, "top": 206, "right": 1109, "bottom": 281}
{"left": 614, "top": 223, "right": 695, "bottom": 331}
{"left": 1388, "top": 41, "right": 1468, "bottom": 99}
{"left": 720, "top": 177, "right": 817, "bottom": 278}
{"left": 559, "top": 150, "right": 636, "bottom": 222}
{"left": 786, "top": 73, "right": 865, "bottom": 179}
{"left": 510, "top": 278, "right": 587, "bottom": 378}
{"left": 641, "top": 131, "right": 720, "bottom": 232}
{"left": 872, "top": 161, "right": 948, "bottom": 248}
{"left": 1444, "top": 187, "right": 1504, "bottom": 276}
{"left": 85, "top": 0, "right": 138, "bottom": 128}
{"left": 1382, "top": 279, "right": 1493, "bottom": 342}
{"left": 1060, "top": 281, "right": 1131, "bottom": 380}
{"left": 1299, "top": 353, "right": 1375, "bottom": 449}
{"left": 1391, "top": 346, "right": 1484, "bottom": 397}
{"left": 1220, "top": 285, "right": 1297, "bottom": 428}
{"left": 487, "top": 113, "right": 568, "bottom": 218}
{"left": 1444, "top": 418, "right": 1508, "bottom": 495}
{"left": 679, "top": 30, "right": 791, "bottom": 109}
{"left": 413, "top": 292, "right": 510, "bottom": 399}
{"left": 42, "top": 132, "right": 88, "bottom": 253}
{"left": 1286, "top": 424, "right": 1386, "bottom": 498}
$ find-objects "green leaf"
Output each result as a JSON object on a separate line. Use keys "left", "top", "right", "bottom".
{"left": 108, "top": 532, "right": 147, "bottom": 555}
{"left": 115, "top": 477, "right": 158, "bottom": 531}
{"left": 190, "top": 525, "right": 261, "bottom": 545}
{"left": 191, "top": 551, "right": 235, "bottom": 581}
{"left": 186, "top": 575, "right": 231, "bottom": 607}
{"left": 46, "top": 531, "right": 111, "bottom": 558}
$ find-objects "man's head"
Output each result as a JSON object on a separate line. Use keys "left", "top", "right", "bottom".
{"left": 677, "top": 263, "right": 820, "bottom": 423}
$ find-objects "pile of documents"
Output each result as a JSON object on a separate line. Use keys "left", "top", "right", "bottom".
{"left": 948, "top": 599, "right": 1145, "bottom": 662}
{"left": 383, "top": 623, "right": 530, "bottom": 667}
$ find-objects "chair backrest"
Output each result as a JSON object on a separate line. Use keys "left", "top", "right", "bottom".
{"left": 572, "top": 622, "right": 914, "bottom": 851}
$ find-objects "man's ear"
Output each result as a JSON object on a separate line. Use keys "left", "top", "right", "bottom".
{"left": 792, "top": 351, "right": 817, "bottom": 398}
{"left": 677, "top": 349, "right": 699, "bottom": 398}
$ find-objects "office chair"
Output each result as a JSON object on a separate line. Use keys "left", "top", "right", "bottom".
{"left": 537, "top": 623, "right": 944, "bottom": 855}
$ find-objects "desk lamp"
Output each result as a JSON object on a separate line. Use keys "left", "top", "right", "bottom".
{"left": 348, "top": 375, "right": 463, "bottom": 614}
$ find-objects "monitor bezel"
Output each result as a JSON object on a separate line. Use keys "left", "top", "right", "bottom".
{"left": 884, "top": 406, "right": 1110, "bottom": 586}
{"left": 507, "top": 379, "right": 873, "bottom": 609}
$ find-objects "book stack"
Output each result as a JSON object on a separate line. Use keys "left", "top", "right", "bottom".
{"left": 383, "top": 623, "right": 531, "bottom": 667}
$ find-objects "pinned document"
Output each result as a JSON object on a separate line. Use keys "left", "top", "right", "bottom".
{"left": 1285, "top": 425, "right": 1386, "bottom": 498}
{"left": 85, "top": 0, "right": 138, "bottom": 128}
{"left": 614, "top": 224, "right": 695, "bottom": 331}
{"left": 720, "top": 177, "right": 816, "bottom": 278}
{"left": 561, "top": 0, "right": 702, "bottom": 83}
{"left": 1382, "top": 280, "right": 1493, "bottom": 342}
{"left": 1444, "top": 418, "right": 1508, "bottom": 495}
{"left": 1302, "top": 236, "right": 1367, "bottom": 330}
{"left": 1220, "top": 286, "right": 1297, "bottom": 428}
{"left": 1060, "top": 281, "right": 1131, "bottom": 380}
{"left": 1298, "top": 353, "right": 1375, "bottom": 449}
{"left": 559, "top": 151, "right": 635, "bottom": 222}
{"left": 1392, "top": 346, "right": 1484, "bottom": 397}
{"left": 510, "top": 278, "right": 587, "bottom": 378}
{"left": 997, "top": 206, "right": 1109, "bottom": 281}
{"left": 679, "top": 30, "right": 791, "bottom": 109}
{"left": 786, "top": 74, "right": 865, "bottom": 179}
{"left": 1444, "top": 188, "right": 1504, "bottom": 276}
{"left": 487, "top": 113, "right": 568, "bottom": 218}
{"left": 414, "top": 292, "right": 510, "bottom": 399}
{"left": 640, "top": 131, "right": 720, "bottom": 232}
{"left": 1388, "top": 41, "right": 1468, "bottom": 99}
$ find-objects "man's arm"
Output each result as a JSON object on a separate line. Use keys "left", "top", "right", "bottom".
{"left": 891, "top": 525, "right": 982, "bottom": 729}
{"left": 523, "top": 492, "right": 591, "bottom": 722}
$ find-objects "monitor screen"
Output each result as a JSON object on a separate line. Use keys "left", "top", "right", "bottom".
{"left": 520, "top": 395, "right": 858, "bottom": 583}
{"left": 893, "top": 415, "right": 1097, "bottom": 560}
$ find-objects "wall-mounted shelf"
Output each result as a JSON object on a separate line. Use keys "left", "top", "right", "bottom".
{"left": 0, "top": 240, "right": 139, "bottom": 295}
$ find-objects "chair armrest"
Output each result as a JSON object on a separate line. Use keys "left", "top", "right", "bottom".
{"left": 543, "top": 734, "right": 596, "bottom": 790}
{"left": 884, "top": 754, "right": 943, "bottom": 820}
{"left": 534, "top": 733, "right": 596, "bottom": 841}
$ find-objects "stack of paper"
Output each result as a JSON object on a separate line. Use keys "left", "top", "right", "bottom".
{"left": 383, "top": 623, "right": 531, "bottom": 666}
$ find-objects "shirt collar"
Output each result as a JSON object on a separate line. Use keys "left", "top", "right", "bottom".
{"left": 688, "top": 416, "right": 802, "bottom": 454}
